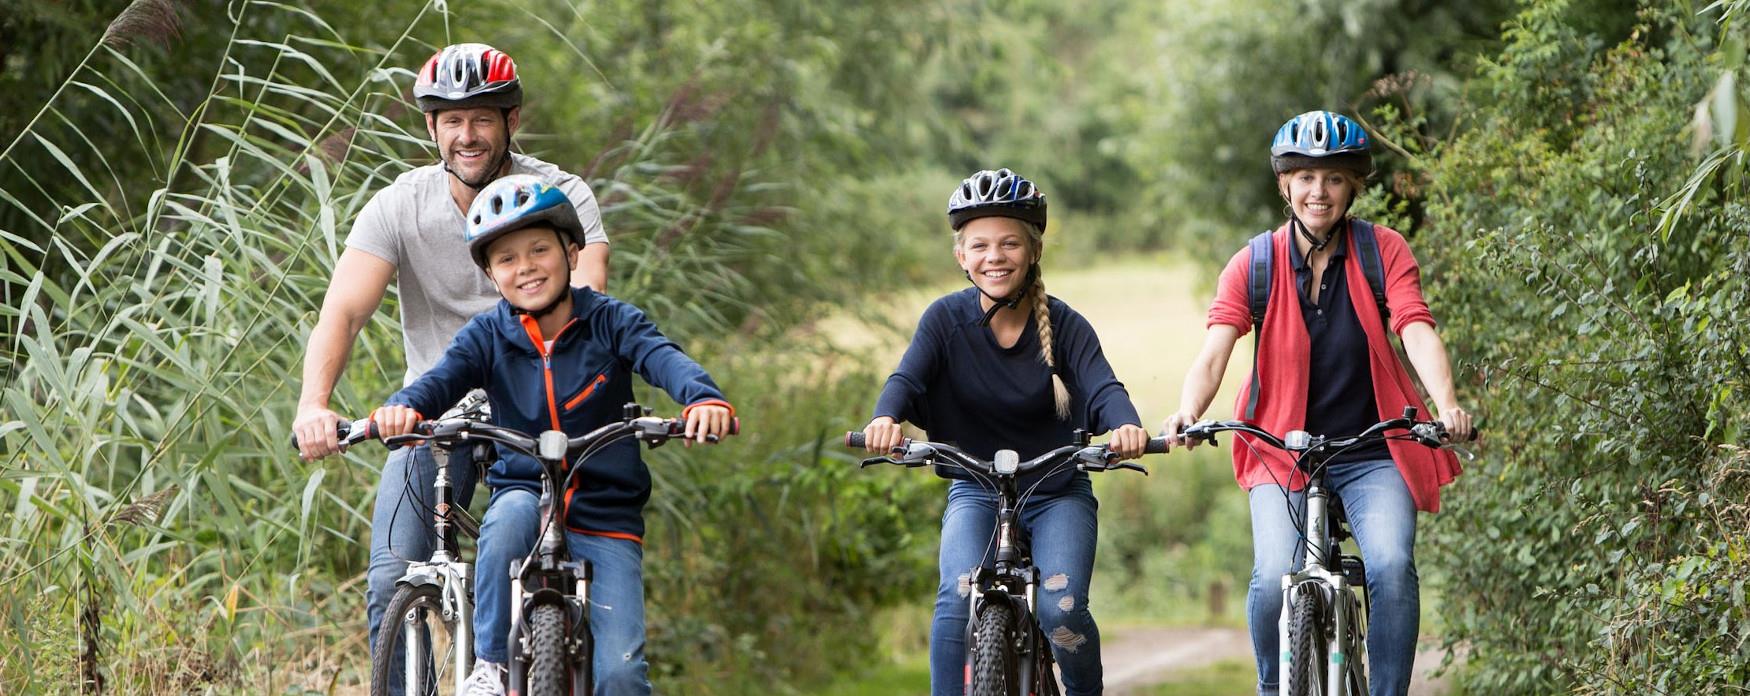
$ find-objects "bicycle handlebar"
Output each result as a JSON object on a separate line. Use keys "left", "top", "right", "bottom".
{"left": 843, "top": 431, "right": 1166, "bottom": 476}
{"left": 290, "top": 403, "right": 739, "bottom": 458}
{"left": 1177, "top": 407, "right": 1476, "bottom": 459}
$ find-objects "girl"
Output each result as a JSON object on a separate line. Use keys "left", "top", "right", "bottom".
{"left": 861, "top": 168, "right": 1148, "bottom": 696}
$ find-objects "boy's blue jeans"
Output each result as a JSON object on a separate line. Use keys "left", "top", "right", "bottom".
{"left": 1247, "top": 457, "right": 1419, "bottom": 696}
{"left": 931, "top": 477, "right": 1102, "bottom": 696}
{"left": 367, "top": 444, "right": 480, "bottom": 693}
{"left": 474, "top": 488, "right": 651, "bottom": 695}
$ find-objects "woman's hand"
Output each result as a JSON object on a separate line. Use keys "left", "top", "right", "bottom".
{"left": 863, "top": 416, "right": 904, "bottom": 453}
{"left": 1108, "top": 423, "right": 1148, "bottom": 460}
{"left": 1438, "top": 405, "right": 1474, "bottom": 443}
{"left": 1160, "top": 410, "right": 1201, "bottom": 451}
{"left": 372, "top": 405, "right": 421, "bottom": 438}
{"left": 683, "top": 404, "right": 734, "bottom": 446}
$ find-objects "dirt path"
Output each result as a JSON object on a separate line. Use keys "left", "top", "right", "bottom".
{"left": 1102, "top": 626, "right": 1252, "bottom": 694}
{"left": 1100, "top": 624, "right": 1456, "bottom": 694}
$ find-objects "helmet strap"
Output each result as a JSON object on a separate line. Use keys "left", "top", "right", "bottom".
{"left": 1289, "top": 189, "right": 1357, "bottom": 254}
{"left": 968, "top": 264, "right": 1039, "bottom": 327}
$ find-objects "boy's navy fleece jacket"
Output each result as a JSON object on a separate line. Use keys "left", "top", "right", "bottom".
{"left": 873, "top": 288, "right": 1141, "bottom": 493}
{"left": 388, "top": 286, "right": 728, "bottom": 542}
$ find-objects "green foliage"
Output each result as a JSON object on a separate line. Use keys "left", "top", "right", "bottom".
{"left": 1377, "top": 0, "right": 1750, "bottom": 690}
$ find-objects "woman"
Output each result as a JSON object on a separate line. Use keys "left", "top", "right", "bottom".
{"left": 860, "top": 168, "right": 1148, "bottom": 696}
{"left": 1160, "top": 111, "right": 1473, "bottom": 696}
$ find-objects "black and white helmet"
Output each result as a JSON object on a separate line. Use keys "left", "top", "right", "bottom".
{"left": 947, "top": 168, "right": 1048, "bottom": 232}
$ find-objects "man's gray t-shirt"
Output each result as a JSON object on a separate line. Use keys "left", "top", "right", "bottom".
{"left": 345, "top": 153, "right": 607, "bottom": 386}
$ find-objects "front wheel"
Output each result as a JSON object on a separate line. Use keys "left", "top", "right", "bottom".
{"left": 1285, "top": 588, "right": 1327, "bottom": 696}
{"left": 969, "top": 600, "right": 1018, "bottom": 696}
{"left": 525, "top": 603, "right": 571, "bottom": 696}
{"left": 373, "top": 583, "right": 467, "bottom": 696}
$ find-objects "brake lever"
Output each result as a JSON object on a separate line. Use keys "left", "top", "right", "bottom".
{"left": 1114, "top": 461, "right": 1149, "bottom": 475}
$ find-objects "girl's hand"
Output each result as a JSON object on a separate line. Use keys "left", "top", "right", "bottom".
{"left": 1160, "top": 411, "right": 1201, "bottom": 451}
{"left": 372, "top": 405, "right": 421, "bottom": 438}
{"left": 1108, "top": 423, "right": 1148, "bottom": 461}
{"left": 683, "top": 404, "right": 734, "bottom": 446}
{"left": 1438, "top": 405, "right": 1474, "bottom": 443}
{"left": 863, "top": 416, "right": 904, "bottom": 454}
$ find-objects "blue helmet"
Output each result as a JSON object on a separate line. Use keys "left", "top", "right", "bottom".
{"left": 1270, "top": 111, "right": 1372, "bottom": 176}
{"left": 947, "top": 168, "right": 1048, "bottom": 232}
{"left": 464, "top": 174, "right": 585, "bottom": 268}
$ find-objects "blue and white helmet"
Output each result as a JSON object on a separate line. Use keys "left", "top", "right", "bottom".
{"left": 947, "top": 168, "right": 1048, "bottom": 232}
{"left": 1270, "top": 111, "right": 1372, "bottom": 176}
{"left": 464, "top": 174, "right": 585, "bottom": 268}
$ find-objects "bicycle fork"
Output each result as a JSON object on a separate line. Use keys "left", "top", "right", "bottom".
{"left": 1277, "top": 483, "right": 1363, "bottom": 696}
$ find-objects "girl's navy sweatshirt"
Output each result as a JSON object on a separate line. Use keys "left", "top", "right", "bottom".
{"left": 873, "top": 288, "right": 1141, "bottom": 493}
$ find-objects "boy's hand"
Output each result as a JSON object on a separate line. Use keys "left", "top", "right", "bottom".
{"left": 683, "top": 404, "right": 734, "bottom": 446}
{"left": 373, "top": 405, "right": 422, "bottom": 438}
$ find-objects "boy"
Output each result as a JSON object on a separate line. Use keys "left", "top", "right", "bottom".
{"left": 373, "top": 174, "right": 734, "bottom": 695}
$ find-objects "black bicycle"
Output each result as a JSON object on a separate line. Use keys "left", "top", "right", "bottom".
{"left": 845, "top": 430, "right": 1166, "bottom": 696}
{"left": 1179, "top": 406, "right": 1472, "bottom": 696}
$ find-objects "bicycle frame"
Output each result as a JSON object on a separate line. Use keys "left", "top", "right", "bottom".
{"left": 390, "top": 445, "right": 479, "bottom": 695}
{"left": 1276, "top": 469, "right": 1367, "bottom": 696}
{"left": 505, "top": 430, "right": 596, "bottom": 696}
{"left": 963, "top": 456, "right": 1054, "bottom": 693}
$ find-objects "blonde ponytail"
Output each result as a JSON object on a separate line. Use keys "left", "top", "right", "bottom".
{"left": 1029, "top": 273, "right": 1071, "bottom": 420}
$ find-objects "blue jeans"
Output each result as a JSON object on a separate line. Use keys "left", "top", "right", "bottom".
{"left": 932, "top": 477, "right": 1102, "bottom": 696}
{"left": 474, "top": 488, "right": 650, "bottom": 695}
{"left": 367, "top": 444, "right": 480, "bottom": 692}
{"left": 1247, "top": 458, "right": 1418, "bottom": 696}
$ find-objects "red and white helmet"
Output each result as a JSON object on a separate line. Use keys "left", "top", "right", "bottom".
{"left": 413, "top": 43, "right": 521, "bottom": 113}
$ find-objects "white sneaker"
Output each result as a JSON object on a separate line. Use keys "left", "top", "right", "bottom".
{"left": 462, "top": 660, "right": 506, "bottom": 696}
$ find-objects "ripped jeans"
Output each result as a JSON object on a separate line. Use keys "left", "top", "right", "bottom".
{"left": 932, "top": 476, "right": 1102, "bottom": 696}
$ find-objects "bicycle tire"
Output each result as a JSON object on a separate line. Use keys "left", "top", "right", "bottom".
{"left": 526, "top": 603, "right": 570, "bottom": 696}
{"left": 1286, "top": 587, "right": 1326, "bottom": 696}
{"left": 969, "top": 600, "right": 1018, "bottom": 696}
{"left": 372, "top": 583, "right": 465, "bottom": 696}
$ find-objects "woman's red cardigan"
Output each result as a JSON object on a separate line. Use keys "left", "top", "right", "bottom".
{"left": 1206, "top": 222, "right": 1462, "bottom": 512}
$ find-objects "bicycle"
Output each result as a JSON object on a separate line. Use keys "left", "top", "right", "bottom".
{"left": 375, "top": 403, "right": 732, "bottom": 696}
{"left": 845, "top": 429, "right": 1166, "bottom": 696}
{"left": 1178, "top": 406, "right": 1472, "bottom": 696}
{"left": 292, "top": 392, "right": 491, "bottom": 696}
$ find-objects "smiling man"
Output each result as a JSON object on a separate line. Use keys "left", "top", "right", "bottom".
{"left": 288, "top": 43, "right": 608, "bottom": 692}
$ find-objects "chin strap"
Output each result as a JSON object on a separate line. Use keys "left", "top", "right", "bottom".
{"left": 968, "top": 264, "right": 1039, "bottom": 327}
{"left": 1291, "top": 194, "right": 1357, "bottom": 253}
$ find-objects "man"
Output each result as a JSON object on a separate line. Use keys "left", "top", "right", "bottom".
{"left": 290, "top": 42, "right": 609, "bottom": 690}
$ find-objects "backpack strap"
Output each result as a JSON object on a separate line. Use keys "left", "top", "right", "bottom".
{"left": 1243, "top": 230, "right": 1274, "bottom": 421}
{"left": 1350, "top": 219, "right": 1390, "bottom": 324}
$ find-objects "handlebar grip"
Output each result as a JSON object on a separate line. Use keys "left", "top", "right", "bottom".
{"left": 1143, "top": 436, "right": 1169, "bottom": 455}
{"left": 290, "top": 419, "right": 359, "bottom": 451}
{"left": 845, "top": 431, "right": 866, "bottom": 449}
